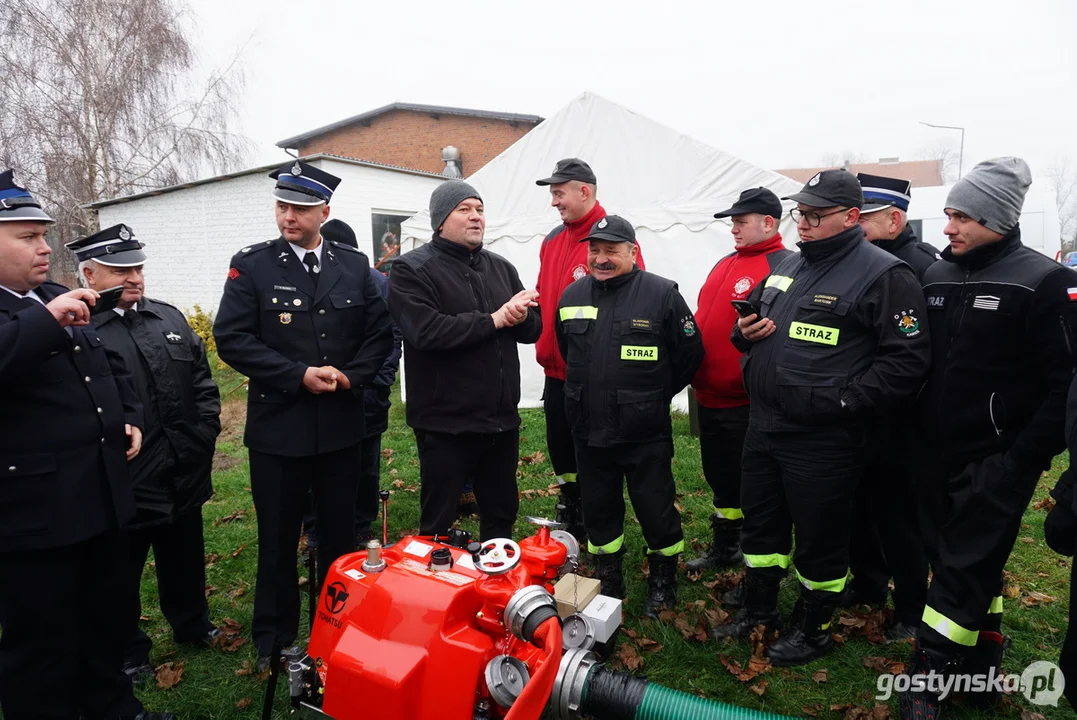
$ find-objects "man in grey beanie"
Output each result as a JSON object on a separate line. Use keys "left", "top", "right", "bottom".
{"left": 902, "top": 158, "right": 1077, "bottom": 718}
{"left": 387, "top": 181, "right": 541, "bottom": 540}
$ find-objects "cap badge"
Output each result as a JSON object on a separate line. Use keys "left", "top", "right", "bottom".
{"left": 279, "top": 312, "right": 292, "bottom": 325}
{"left": 291, "top": 161, "right": 302, "bottom": 176}
{"left": 808, "top": 173, "right": 821, "bottom": 187}
{"left": 119, "top": 227, "right": 131, "bottom": 240}
{"left": 598, "top": 218, "right": 608, "bottom": 229}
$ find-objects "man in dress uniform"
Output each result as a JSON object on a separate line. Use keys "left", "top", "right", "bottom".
{"left": 0, "top": 170, "right": 173, "bottom": 719}
{"left": 72, "top": 225, "right": 222, "bottom": 681}
{"left": 213, "top": 160, "right": 393, "bottom": 671}
{"left": 555, "top": 215, "right": 704, "bottom": 617}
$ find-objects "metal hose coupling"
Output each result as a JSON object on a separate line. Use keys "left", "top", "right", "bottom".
{"left": 550, "top": 648, "right": 598, "bottom": 719}
{"left": 503, "top": 585, "right": 559, "bottom": 643}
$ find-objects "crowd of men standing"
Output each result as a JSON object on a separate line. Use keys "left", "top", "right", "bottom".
{"left": 3, "top": 150, "right": 1077, "bottom": 719}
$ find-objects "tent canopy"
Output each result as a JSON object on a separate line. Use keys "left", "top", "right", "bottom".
{"left": 400, "top": 92, "right": 804, "bottom": 409}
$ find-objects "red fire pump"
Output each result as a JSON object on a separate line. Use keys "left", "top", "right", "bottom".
{"left": 287, "top": 518, "right": 583, "bottom": 720}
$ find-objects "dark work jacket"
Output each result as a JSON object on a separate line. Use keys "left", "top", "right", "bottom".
{"left": 388, "top": 235, "right": 541, "bottom": 434}
{"left": 921, "top": 228, "right": 1077, "bottom": 470}
{"left": 556, "top": 268, "right": 704, "bottom": 447}
{"left": 93, "top": 298, "right": 221, "bottom": 528}
{"left": 873, "top": 225, "right": 940, "bottom": 282}
{"left": 0, "top": 282, "right": 142, "bottom": 552}
{"left": 735, "top": 225, "right": 931, "bottom": 432}
{"left": 364, "top": 268, "right": 402, "bottom": 438}
{"left": 213, "top": 237, "right": 393, "bottom": 457}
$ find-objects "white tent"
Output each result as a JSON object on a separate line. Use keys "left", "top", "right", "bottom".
{"left": 400, "top": 92, "right": 803, "bottom": 409}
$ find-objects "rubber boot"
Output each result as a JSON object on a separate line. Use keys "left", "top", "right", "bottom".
{"left": 962, "top": 631, "right": 1010, "bottom": 708}
{"left": 684, "top": 515, "right": 742, "bottom": 572}
{"left": 722, "top": 579, "right": 746, "bottom": 608}
{"left": 765, "top": 588, "right": 838, "bottom": 666}
{"left": 710, "top": 571, "right": 783, "bottom": 640}
{"left": 594, "top": 548, "right": 626, "bottom": 599}
{"left": 642, "top": 553, "right": 678, "bottom": 619}
{"left": 899, "top": 642, "right": 963, "bottom": 720}
{"left": 555, "top": 481, "right": 587, "bottom": 543}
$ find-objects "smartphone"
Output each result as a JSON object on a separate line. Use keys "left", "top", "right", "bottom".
{"left": 730, "top": 300, "right": 761, "bottom": 318}
{"left": 89, "top": 286, "right": 126, "bottom": 316}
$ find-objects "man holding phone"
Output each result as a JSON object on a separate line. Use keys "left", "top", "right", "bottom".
{"left": 711, "top": 170, "right": 930, "bottom": 667}
{"left": 686, "top": 187, "right": 791, "bottom": 576}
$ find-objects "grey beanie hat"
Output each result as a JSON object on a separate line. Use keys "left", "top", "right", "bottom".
{"left": 430, "top": 180, "right": 483, "bottom": 232}
{"left": 945, "top": 157, "right": 1032, "bottom": 235}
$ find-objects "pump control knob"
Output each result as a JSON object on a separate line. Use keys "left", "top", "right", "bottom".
{"left": 525, "top": 515, "right": 565, "bottom": 529}
{"left": 474, "top": 538, "right": 522, "bottom": 575}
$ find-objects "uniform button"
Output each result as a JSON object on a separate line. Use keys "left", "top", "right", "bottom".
{"left": 84, "top": 376, "right": 91, "bottom": 383}
{"left": 260, "top": 393, "right": 266, "bottom": 399}
{"left": 318, "top": 309, "right": 326, "bottom": 315}
{"left": 7, "top": 466, "right": 15, "bottom": 472}
{"left": 320, "top": 333, "right": 326, "bottom": 339}
{"left": 73, "top": 345, "right": 82, "bottom": 353}
{"left": 322, "top": 356, "right": 328, "bottom": 362}
{"left": 97, "top": 407, "right": 103, "bottom": 414}
{"left": 100, "top": 437, "right": 106, "bottom": 445}
{"left": 346, "top": 299, "right": 352, "bottom": 304}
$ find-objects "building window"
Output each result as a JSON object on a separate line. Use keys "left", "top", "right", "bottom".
{"left": 372, "top": 213, "right": 410, "bottom": 270}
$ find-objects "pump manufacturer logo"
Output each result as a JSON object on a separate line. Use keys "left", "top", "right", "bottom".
{"left": 324, "top": 582, "right": 350, "bottom": 614}
{"left": 875, "top": 660, "right": 1064, "bottom": 706}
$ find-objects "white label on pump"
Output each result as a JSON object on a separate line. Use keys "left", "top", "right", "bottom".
{"left": 403, "top": 540, "right": 433, "bottom": 558}
{"left": 397, "top": 558, "right": 473, "bottom": 586}
{"left": 456, "top": 554, "right": 475, "bottom": 570}
{"left": 344, "top": 569, "right": 366, "bottom": 581}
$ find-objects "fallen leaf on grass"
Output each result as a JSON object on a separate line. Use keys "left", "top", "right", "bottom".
{"left": 1032, "top": 496, "right": 1056, "bottom": 512}
{"left": 1021, "top": 591, "right": 1057, "bottom": 607}
{"left": 812, "top": 669, "right": 829, "bottom": 683}
{"left": 381, "top": 447, "right": 395, "bottom": 459}
{"left": 391, "top": 479, "right": 405, "bottom": 489}
{"left": 204, "top": 585, "right": 216, "bottom": 598}
{"left": 1003, "top": 584, "right": 1022, "bottom": 599}
{"left": 750, "top": 679, "right": 768, "bottom": 696}
{"left": 617, "top": 643, "right": 643, "bottom": 671}
{"left": 862, "top": 656, "right": 890, "bottom": 671}
{"left": 155, "top": 661, "right": 184, "bottom": 689}
{"left": 519, "top": 451, "right": 546, "bottom": 465}
{"left": 227, "top": 586, "right": 247, "bottom": 599}
{"left": 139, "top": 614, "right": 152, "bottom": 622}
{"left": 205, "top": 553, "right": 221, "bottom": 567}
{"left": 221, "top": 617, "right": 244, "bottom": 632}
{"left": 719, "top": 652, "right": 770, "bottom": 682}
{"left": 231, "top": 544, "right": 246, "bottom": 558}
{"left": 236, "top": 697, "right": 252, "bottom": 709}
{"left": 213, "top": 510, "right": 246, "bottom": 526}
{"left": 298, "top": 576, "right": 309, "bottom": 587}
{"left": 802, "top": 706, "right": 822, "bottom": 717}
{"left": 218, "top": 634, "right": 247, "bottom": 652}
{"left": 657, "top": 610, "right": 678, "bottom": 623}
{"left": 638, "top": 637, "right": 663, "bottom": 652}
{"left": 623, "top": 628, "right": 639, "bottom": 639}
{"left": 1020, "top": 537, "right": 1035, "bottom": 544}
{"left": 235, "top": 660, "right": 253, "bottom": 676}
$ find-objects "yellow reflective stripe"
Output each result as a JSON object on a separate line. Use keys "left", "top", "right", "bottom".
{"left": 789, "top": 321, "right": 840, "bottom": 346}
{"left": 620, "top": 345, "right": 658, "bottom": 361}
{"left": 559, "top": 305, "right": 598, "bottom": 321}
{"left": 650, "top": 539, "right": 686, "bottom": 557}
{"left": 922, "top": 606, "right": 978, "bottom": 647}
{"left": 714, "top": 507, "right": 744, "bottom": 520}
{"left": 743, "top": 553, "right": 791, "bottom": 570}
{"left": 588, "top": 535, "right": 624, "bottom": 555}
{"left": 988, "top": 596, "right": 1004, "bottom": 614}
{"left": 557, "top": 473, "right": 577, "bottom": 484}
{"left": 795, "top": 569, "right": 847, "bottom": 593}
{"left": 764, "top": 275, "right": 794, "bottom": 291}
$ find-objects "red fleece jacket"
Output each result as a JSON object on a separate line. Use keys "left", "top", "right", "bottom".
{"left": 534, "top": 202, "right": 646, "bottom": 380}
{"left": 692, "top": 234, "right": 790, "bottom": 408}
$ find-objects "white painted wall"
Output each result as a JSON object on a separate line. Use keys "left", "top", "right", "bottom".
{"left": 97, "top": 160, "right": 444, "bottom": 316}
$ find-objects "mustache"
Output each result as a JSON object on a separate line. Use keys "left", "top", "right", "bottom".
{"left": 592, "top": 262, "right": 616, "bottom": 271}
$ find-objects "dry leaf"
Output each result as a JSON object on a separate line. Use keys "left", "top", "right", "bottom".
{"left": 298, "top": 576, "right": 309, "bottom": 587}
{"left": 1032, "top": 496, "right": 1056, "bottom": 511}
{"left": 205, "top": 553, "right": 221, "bottom": 567}
{"left": 1021, "top": 591, "right": 1057, "bottom": 607}
{"left": 381, "top": 447, "right": 395, "bottom": 459}
{"left": 391, "top": 479, "right": 405, "bottom": 489}
{"left": 802, "top": 706, "right": 822, "bottom": 717}
{"left": 236, "top": 697, "right": 252, "bottom": 709}
{"left": 231, "top": 544, "right": 246, "bottom": 558}
{"left": 862, "top": 656, "right": 890, "bottom": 671}
{"left": 227, "top": 586, "right": 247, "bottom": 598}
{"left": 235, "top": 660, "right": 253, "bottom": 676}
{"left": 638, "top": 637, "right": 663, "bottom": 652}
{"left": 617, "top": 643, "right": 643, "bottom": 671}
{"left": 658, "top": 609, "right": 678, "bottom": 623}
{"left": 1021, "top": 537, "right": 1035, "bottom": 544}
{"left": 812, "top": 668, "right": 829, "bottom": 683}
{"left": 213, "top": 510, "right": 246, "bottom": 526}
{"left": 750, "top": 679, "right": 769, "bottom": 696}
{"left": 519, "top": 451, "right": 546, "bottom": 465}
{"left": 139, "top": 614, "right": 152, "bottom": 622}
{"left": 204, "top": 585, "right": 217, "bottom": 598}
{"left": 155, "top": 661, "right": 185, "bottom": 689}
{"left": 1003, "top": 584, "right": 1022, "bottom": 599}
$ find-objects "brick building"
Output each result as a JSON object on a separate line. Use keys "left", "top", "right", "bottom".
{"left": 777, "top": 159, "right": 944, "bottom": 188}
{"left": 276, "top": 103, "right": 545, "bottom": 177}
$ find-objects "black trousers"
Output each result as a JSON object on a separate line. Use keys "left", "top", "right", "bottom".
{"left": 542, "top": 376, "right": 578, "bottom": 477}
{"left": 124, "top": 508, "right": 215, "bottom": 667}
{"left": 574, "top": 438, "right": 683, "bottom": 555}
{"left": 1061, "top": 537, "right": 1077, "bottom": 709}
{"left": 697, "top": 404, "right": 750, "bottom": 515}
{"left": 415, "top": 428, "right": 519, "bottom": 541}
{"left": 355, "top": 434, "right": 383, "bottom": 536}
{"left": 249, "top": 445, "right": 360, "bottom": 657}
{"left": 0, "top": 532, "right": 144, "bottom": 720}
{"left": 848, "top": 442, "right": 929, "bottom": 622}
{"left": 741, "top": 426, "right": 869, "bottom": 587}
{"left": 919, "top": 452, "right": 1042, "bottom": 650}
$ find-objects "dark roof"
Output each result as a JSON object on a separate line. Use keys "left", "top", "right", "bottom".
{"left": 276, "top": 102, "right": 545, "bottom": 149}
{"left": 83, "top": 153, "right": 444, "bottom": 210}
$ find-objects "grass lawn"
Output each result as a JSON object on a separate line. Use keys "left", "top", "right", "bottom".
{"left": 118, "top": 359, "right": 1073, "bottom": 719}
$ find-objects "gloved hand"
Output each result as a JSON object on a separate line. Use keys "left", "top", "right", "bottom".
{"left": 1044, "top": 469, "right": 1077, "bottom": 556}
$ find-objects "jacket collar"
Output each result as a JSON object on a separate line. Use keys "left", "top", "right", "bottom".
{"left": 736, "top": 233, "right": 785, "bottom": 257}
{"left": 872, "top": 225, "right": 919, "bottom": 256}
{"left": 941, "top": 226, "right": 1022, "bottom": 271}
{"left": 796, "top": 225, "right": 865, "bottom": 264}
{"left": 563, "top": 202, "right": 606, "bottom": 235}
{"left": 591, "top": 265, "right": 640, "bottom": 291}
{"left": 431, "top": 234, "right": 484, "bottom": 265}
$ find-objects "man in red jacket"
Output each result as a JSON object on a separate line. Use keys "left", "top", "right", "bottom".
{"left": 534, "top": 159, "right": 645, "bottom": 539}
{"left": 686, "top": 187, "right": 791, "bottom": 574}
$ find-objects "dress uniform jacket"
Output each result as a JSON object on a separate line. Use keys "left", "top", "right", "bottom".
{"left": 214, "top": 237, "right": 393, "bottom": 456}
{"left": 874, "top": 225, "right": 939, "bottom": 281}
{"left": 0, "top": 281, "right": 141, "bottom": 552}
{"left": 92, "top": 298, "right": 221, "bottom": 528}
{"left": 556, "top": 267, "right": 704, "bottom": 447}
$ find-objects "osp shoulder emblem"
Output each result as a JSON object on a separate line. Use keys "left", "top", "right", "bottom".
{"left": 894, "top": 309, "right": 921, "bottom": 337}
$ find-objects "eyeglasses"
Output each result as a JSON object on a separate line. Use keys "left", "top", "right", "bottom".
{"left": 790, "top": 207, "right": 847, "bottom": 228}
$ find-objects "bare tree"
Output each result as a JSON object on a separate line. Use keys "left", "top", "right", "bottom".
{"left": 916, "top": 141, "right": 960, "bottom": 184}
{"left": 0, "top": 0, "right": 250, "bottom": 279}
{"left": 1048, "top": 158, "right": 1077, "bottom": 254}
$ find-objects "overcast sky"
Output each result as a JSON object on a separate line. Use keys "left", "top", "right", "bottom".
{"left": 188, "top": 0, "right": 1076, "bottom": 182}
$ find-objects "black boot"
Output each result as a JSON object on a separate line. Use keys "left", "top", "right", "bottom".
{"left": 642, "top": 553, "right": 678, "bottom": 619}
{"left": 899, "top": 642, "right": 963, "bottom": 720}
{"left": 722, "top": 580, "right": 745, "bottom": 608}
{"left": 684, "top": 515, "right": 742, "bottom": 572}
{"left": 594, "top": 548, "right": 626, "bottom": 599}
{"left": 765, "top": 588, "right": 838, "bottom": 666}
{"left": 711, "top": 571, "right": 783, "bottom": 640}
{"left": 962, "top": 631, "right": 1010, "bottom": 708}
{"left": 555, "top": 482, "right": 587, "bottom": 543}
